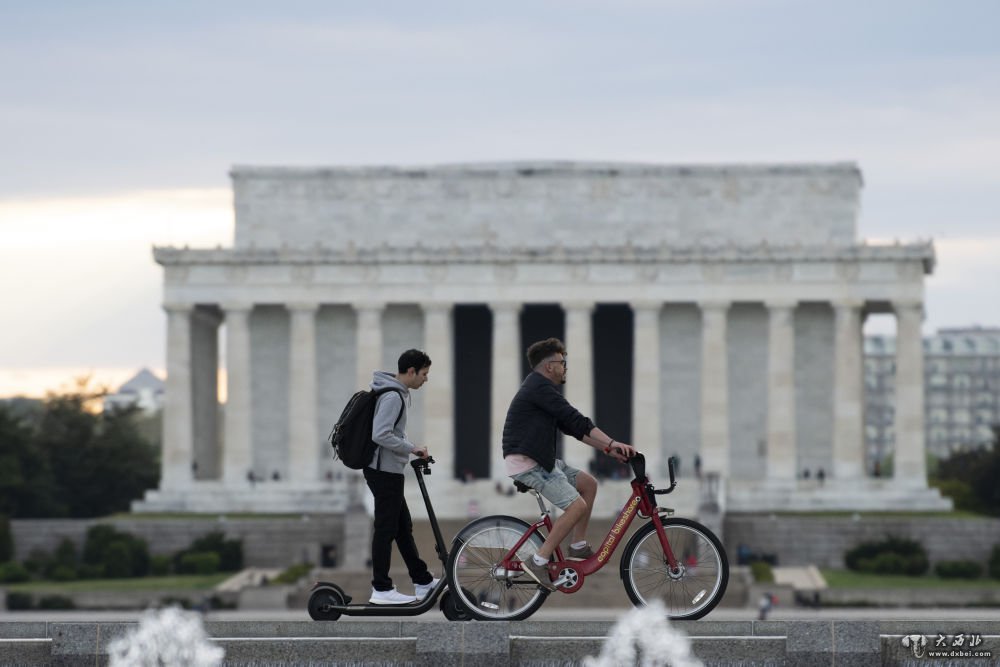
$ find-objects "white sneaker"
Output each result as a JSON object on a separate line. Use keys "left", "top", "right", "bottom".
{"left": 414, "top": 578, "right": 440, "bottom": 601}
{"left": 369, "top": 587, "right": 416, "bottom": 605}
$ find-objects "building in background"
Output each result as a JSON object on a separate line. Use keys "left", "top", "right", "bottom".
{"left": 103, "top": 368, "right": 165, "bottom": 414}
{"left": 865, "top": 327, "right": 1000, "bottom": 465}
{"left": 134, "top": 161, "right": 951, "bottom": 517}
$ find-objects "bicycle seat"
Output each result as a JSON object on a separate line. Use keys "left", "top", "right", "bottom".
{"left": 513, "top": 481, "right": 531, "bottom": 493}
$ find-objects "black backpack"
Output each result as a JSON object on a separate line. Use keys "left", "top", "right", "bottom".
{"left": 329, "top": 388, "right": 404, "bottom": 469}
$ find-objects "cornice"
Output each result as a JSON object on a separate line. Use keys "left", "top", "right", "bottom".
{"left": 153, "top": 241, "right": 935, "bottom": 273}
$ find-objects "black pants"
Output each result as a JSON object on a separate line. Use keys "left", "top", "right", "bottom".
{"left": 363, "top": 467, "right": 433, "bottom": 592}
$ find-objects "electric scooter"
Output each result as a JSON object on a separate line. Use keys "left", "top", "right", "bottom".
{"left": 307, "top": 456, "right": 472, "bottom": 621}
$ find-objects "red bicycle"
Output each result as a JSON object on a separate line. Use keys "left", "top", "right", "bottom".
{"left": 446, "top": 453, "right": 728, "bottom": 621}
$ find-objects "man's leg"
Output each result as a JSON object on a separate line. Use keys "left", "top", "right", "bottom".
{"left": 392, "top": 494, "right": 433, "bottom": 586}
{"left": 364, "top": 468, "right": 403, "bottom": 591}
{"left": 571, "top": 470, "right": 597, "bottom": 544}
{"left": 536, "top": 496, "right": 587, "bottom": 560}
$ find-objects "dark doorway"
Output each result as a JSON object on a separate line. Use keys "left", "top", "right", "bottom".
{"left": 453, "top": 305, "right": 492, "bottom": 480}
{"left": 520, "top": 304, "right": 566, "bottom": 458}
{"left": 592, "top": 304, "right": 633, "bottom": 478}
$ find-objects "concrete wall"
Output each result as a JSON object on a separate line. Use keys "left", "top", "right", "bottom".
{"left": 11, "top": 517, "right": 344, "bottom": 568}
{"left": 725, "top": 514, "right": 1000, "bottom": 568}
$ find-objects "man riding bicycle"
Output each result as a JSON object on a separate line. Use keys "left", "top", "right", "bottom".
{"left": 502, "top": 337, "right": 636, "bottom": 590}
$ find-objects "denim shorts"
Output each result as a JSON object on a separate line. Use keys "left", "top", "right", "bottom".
{"left": 511, "top": 459, "right": 581, "bottom": 510}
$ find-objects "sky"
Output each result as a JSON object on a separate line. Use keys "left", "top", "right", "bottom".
{"left": 1, "top": 0, "right": 998, "bottom": 397}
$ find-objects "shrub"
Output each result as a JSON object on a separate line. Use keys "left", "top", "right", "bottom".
{"left": 83, "top": 525, "right": 150, "bottom": 578}
{"left": 36, "top": 595, "right": 75, "bottom": 610}
{"left": 53, "top": 538, "right": 77, "bottom": 570}
{"left": 274, "top": 563, "right": 313, "bottom": 585}
{"left": 49, "top": 564, "right": 77, "bottom": 582}
{"left": 0, "top": 515, "right": 11, "bottom": 562}
{"left": 103, "top": 542, "right": 133, "bottom": 579}
{"left": 186, "top": 532, "right": 243, "bottom": 572}
{"left": 934, "top": 560, "right": 983, "bottom": 579}
{"left": 6, "top": 592, "right": 32, "bottom": 610}
{"left": 0, "top": 561, "right": 30, "bottom": 583}
{"left": 989, "top": 545, "right": 1000, "bottom": 580}
{"left": 845, "top": 536, "right": 929, "bottom": 576}
{"left": 178, "top": 552, "right": 220, "bottom": 575}
{"left": 150, "top": 555, "right": 172, "bottom": 576}
{"left": 77, "top": 564, "right": 103, "bottom": 579}
{"left": 934, "top": 479, "right": 978, "bottom": 512}
{"left": 23, "top": 548, "right": 51, "bottom": 576}
{"left": 750, "top": 560, "right": 774, "bottom": 583}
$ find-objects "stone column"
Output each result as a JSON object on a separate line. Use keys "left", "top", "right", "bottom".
{"left": 893, "top": 301, "right": 928, "bottom": 487}
{"left": 832, "top": 299, "right": 865, "bottom": 480}
{"left": 699, "top": 301, "right": 730, "bottom": 477}
{"left": 563, "top": 301, "right": 595, "bottom": 473}
{"left": 766, "top": 300, "right": 797, "bottom": 481}
{"left": 490, "top": 302, "right": 522, "bottom": 481}
{"left": 354, "top": 302, "right": 385, "bottom": 390}
{"left": 162, "top": 304, "right": 194, "bottom": 490}
{"left": 422, "top": 303, "right": 455, "bottom": 480}
{"left": 632, "top": 300, "right": 665, "bottom": 478}
{"left": 222, "top": 303, "right": 254, "bottom": 486}
{"left": 288, "top": 303, "right": 319, "bottom": 484}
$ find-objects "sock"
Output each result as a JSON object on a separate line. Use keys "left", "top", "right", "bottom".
{"left": 571, "top": 541, "right": 588, "bottom": 550}
{"left": 532, "top": 553, "right": 548, "bottom": 566}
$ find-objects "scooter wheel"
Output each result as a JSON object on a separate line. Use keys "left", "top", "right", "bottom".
{"left": 439, "top": 589, "right": 473, "bottom": 622}
{"left": 308, "top": 584, "right": 345, "bottom": 621}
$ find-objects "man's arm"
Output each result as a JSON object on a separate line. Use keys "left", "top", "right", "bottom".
{"left": 534, "top": 383, "right": 635, "bottom": 461}
{"left": 582, "top": 428, "right": 636, "bottom": 463}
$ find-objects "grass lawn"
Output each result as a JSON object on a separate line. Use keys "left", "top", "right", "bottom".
{"left": 822, "top": 569, "right": 1000, "bottom": 589}
{"left": 5, "top": 574, "right": 230, "bottom": 594}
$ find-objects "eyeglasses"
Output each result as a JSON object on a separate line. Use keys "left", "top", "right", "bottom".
{"left": 546, "top": 358, "right": 567, "bottom": 368}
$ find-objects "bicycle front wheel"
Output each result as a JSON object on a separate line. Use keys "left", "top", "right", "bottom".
{"left": 620, "top": 517, "right": 729, "bottom": 620}
{"left": 446, "top": 515, "right": 548, "bottom": 621}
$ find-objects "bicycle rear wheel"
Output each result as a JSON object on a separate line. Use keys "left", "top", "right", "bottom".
{"left": 620, "top": 517, "right": 728, "bottom": 620}
{"left": 446, "top": 515, "right": 549, "bottom": 621}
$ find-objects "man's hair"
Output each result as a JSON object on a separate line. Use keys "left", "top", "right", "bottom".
{"left": 398, "top": 349, "right": 432, "bottom": 374}
{"left": 527, "top": 338, "right": 566, "bottom": 369}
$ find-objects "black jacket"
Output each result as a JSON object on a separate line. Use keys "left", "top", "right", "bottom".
{"left": 502, "top": 372, "right": 596, "bottom": 471}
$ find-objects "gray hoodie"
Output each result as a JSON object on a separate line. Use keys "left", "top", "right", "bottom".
{"left": 368, "top": 370, "right": 416, "bottom": 473}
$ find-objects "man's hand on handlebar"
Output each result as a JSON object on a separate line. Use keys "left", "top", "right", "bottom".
{"left": 411, "top": 445, "right": 429, "bottom": 459}
{"left": 605, "top": 441, "right": 636, "bottom": 463}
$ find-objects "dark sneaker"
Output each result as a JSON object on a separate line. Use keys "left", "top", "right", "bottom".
{"left": 567, "top": 544, "right": 594, "bottom": 560}
{"left": 521, "top": 558, "right": 556, "bottom": 591}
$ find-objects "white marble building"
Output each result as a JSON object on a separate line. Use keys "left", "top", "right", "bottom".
{"left": 133, "top": 162, "right": 950, "bottom": 517}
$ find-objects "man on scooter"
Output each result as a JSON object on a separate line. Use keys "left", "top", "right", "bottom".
{"left": 365, "top": 349, "right": 439, "bottom": 604}
{"left": 502, "top": 337, "right": 636, "bottom": 590}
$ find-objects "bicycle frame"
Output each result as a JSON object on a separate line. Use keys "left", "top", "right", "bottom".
{"left": 501, "top": 454, "right": 679, "bottom": 590}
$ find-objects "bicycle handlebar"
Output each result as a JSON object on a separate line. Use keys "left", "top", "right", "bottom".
{"left": 627, "top": 452, "right": 677, "bottom": 495}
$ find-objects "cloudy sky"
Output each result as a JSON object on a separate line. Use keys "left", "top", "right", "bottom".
{"left": 1, "top": 0, "right": 998, "bottom": 396}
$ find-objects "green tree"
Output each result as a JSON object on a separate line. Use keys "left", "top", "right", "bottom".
{"left": 935, "top": 426, "right": 1000, "bottom": 516}
{"left": 0, "top": 404, "right": 61, "bottom": 517}
{"left": 35, "top": 385, "right": 159, "bottom": 518}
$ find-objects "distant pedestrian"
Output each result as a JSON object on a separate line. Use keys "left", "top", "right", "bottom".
{"left": 693, "top": 454, "right": 702, "bottom": 479}
{"left": 757, "top": 592, "right": 776, "bottom": 620}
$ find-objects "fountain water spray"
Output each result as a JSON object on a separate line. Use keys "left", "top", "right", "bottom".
{"left": 584, "top": 601, "right": 703, "bottom": 667}
{"left": 107, "top": 606, "right": 224, "bottom": 667}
